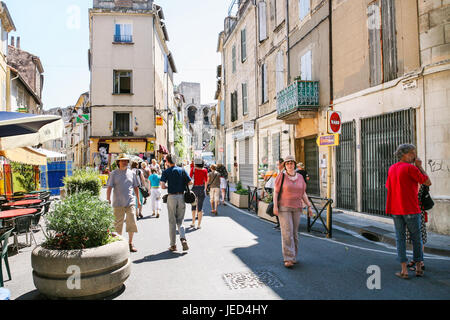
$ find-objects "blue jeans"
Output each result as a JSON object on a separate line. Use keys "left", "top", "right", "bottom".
{"left": 392, "top": 214, "right": 423, "bottom": 263}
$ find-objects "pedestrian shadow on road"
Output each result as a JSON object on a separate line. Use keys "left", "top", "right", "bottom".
{"left": 133, "top": 250, "right": 187, "bottom": 264}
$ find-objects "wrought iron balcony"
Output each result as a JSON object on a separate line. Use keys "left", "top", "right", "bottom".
{"left": 113, "top": 34, "right": 133, "bottom": 43}
{"left": 276, "top": 80, "right": 319, "bottom": 122}
{"left": 113, "top": 130, "right": 134, "bottom": 137}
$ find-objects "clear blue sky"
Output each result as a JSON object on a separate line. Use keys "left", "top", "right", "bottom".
{"left": 6, "top": 0, "right": 230, "bottom": 109}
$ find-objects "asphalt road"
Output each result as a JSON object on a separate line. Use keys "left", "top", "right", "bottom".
{"left": 5, "top": 187, "right": 450, "bottom": 300}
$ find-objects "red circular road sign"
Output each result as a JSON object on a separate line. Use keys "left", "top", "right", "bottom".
{"left": 329, "top": 111, "right": 342, "bottom": 134}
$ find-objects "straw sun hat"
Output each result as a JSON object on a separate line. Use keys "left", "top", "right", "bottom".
{"left": 115, "top": 153, "right": 130, "bottom": 163}
{"left": 283, "top": 155, "right": 297, "bottom": 166}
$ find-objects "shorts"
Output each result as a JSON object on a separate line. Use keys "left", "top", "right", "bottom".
{"left": 220, "top": 177, "right": 227, "bottom": 189}
{"left": 113, "top": 206, "right": 138, "bottom": 234}
{"left": 210, "top": 187, "right": 220, "bottom": 202}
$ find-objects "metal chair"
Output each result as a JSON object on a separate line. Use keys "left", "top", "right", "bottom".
{"left": 12, "top": 215, "right": 36, "bottom": 252}
{"left": 0, "top": 228, "right": 14, "bottom": 287}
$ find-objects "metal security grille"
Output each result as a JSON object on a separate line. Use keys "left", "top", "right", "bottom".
{"left": 361, "top": 109, "right": 416, "bottom": 216}
{"left": 336, "top": 121, "right": 356, "bottom": 210}
{"left": 239, "top": 138, "right": 254, "bottom": 188}
{"left": 305, "top": 137, "right": 319, "bottom": 196}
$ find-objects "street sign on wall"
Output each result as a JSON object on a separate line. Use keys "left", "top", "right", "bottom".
{"left": 316, "top": 134, "right": 340, "bottom": 147}
{"left": 156, "top": 116, "right": 163, "bottom": 126}
{"left": 327, "top": 110, "right": 342, "bottom": 134}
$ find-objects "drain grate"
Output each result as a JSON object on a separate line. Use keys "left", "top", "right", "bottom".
{"left": 222, "top": 270, "right": 284, "bottom": 290}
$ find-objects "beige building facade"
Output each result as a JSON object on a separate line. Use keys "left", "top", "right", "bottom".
{"left": 0, "top": 2, "right": 15, "bottom": 111}
{"left": 89, "top": 0, "right": 175, "bottom": 170}
{"left": 331, "top": 0, "right": 450, "bottom": 234}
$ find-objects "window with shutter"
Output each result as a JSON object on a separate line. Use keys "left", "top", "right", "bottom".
{"left": 272, "top": 132, "right": 280, "bottom": 165}
{"left": 242, "top": 83, "right": 248, "bottom": 115}
{"left": 300, "top": 50, "right": 312, "bottom": 81}
{"left": 275, "top": 0, "right": 284, "bottom": 27}
{"left": 241, "top": 29, "right": 247, "bottom": 62}
{"left": 276, "top": 51, "right": 284, "bottom": 93}
{"left": 232, "top": 45, "right": 236, "bottom": 73}
{"left": 261, "top": 63, "right": 268, "bottom": 103}
{"left": 258, "top": 1, "right": 267, "bottom": 42}
{"left": 299, "top": 0, "right": 310, "bottom": 21}
{"left": 368, "top": 1, "right": 382, "bottom": 86}
{"left": 220, "top": 101, "right": 225, "bottom": 125}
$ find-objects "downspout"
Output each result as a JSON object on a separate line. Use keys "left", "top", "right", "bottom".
{"left": 254, "top": 0, "right": 260, "bottom": 187}
{"left": 153, "top": 13, "right": 157, "bottom": 156}
{"left": 328, "top": 0, "right": 333, "bottom": 110}
{"left": 285, "top": 0, "right": 293, "bottom": 154}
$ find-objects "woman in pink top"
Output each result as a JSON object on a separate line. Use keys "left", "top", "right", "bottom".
{"left": 273, "top": 155, "right": 313, "bottom": 268}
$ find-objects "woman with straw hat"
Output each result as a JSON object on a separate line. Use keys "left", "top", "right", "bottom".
{"left": 273, "top": 155, "right": 313, "bottom": 268}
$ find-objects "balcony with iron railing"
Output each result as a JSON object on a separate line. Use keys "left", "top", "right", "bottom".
{"left": 276, "top": 80, "right": 320, "bottom": 123}
{"left": 113, "top": 130, "right": 134, "bottom": 137}
{"left": 113, "top": 34, "right": 133, "bottom": 43}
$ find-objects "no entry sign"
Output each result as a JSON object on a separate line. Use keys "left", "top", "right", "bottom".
{"left": 327, "top": 110, "right": 342, "bottom": 134}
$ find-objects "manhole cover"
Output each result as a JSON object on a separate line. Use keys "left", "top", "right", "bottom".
{"left": 222, "top": 270, "right": 284, "bottom": 290}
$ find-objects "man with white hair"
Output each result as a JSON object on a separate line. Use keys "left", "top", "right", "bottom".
{"left": 386, "top": 144, "right": 431, "bottom": 279}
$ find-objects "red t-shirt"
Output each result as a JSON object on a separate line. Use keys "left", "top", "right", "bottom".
{"left": 190, "top": 167, "right": 208, "bottom": 186}
{"left": 385, "top": 162, "right": 429, "bottom": 215}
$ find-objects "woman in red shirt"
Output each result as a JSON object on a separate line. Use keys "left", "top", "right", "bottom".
{"left": 386, "top": 144, "right": 431, "bottom": 279}
{"left": 273, "top": 155, "right": 313, "bottom": 268}
{"left": 189, "top": 159, "right": 208, "bottom": 229}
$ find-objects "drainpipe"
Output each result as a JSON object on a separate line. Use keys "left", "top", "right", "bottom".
{"left": 255, "top": 0, "right": 260, "bottom": 187}
{"left": 285, "top": 0, "right": 290, "bottom": 84}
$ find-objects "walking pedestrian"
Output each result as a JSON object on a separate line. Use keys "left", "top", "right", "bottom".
{"left": 190, "top": 158, "right": 208, "bottom": 229}
{"left": 273, "top": 155, "right": 313, "bottom": 268}
{"left": 131, "top": 161, "right": 145, "bottom": 219}
{"left": 273, "top": 158, "right": 284, "bottom": 229}
{"left": 106, "top": 153, "right": 141, "bottom": 253}
{"left": 160, "top": 154, "right": 192, "bottom": 252}
{"left": 296, "top": 162, "right": 309, "bottom": 184}
{"left": 217, "top": 164, "right": 228, "bottom": 205}
{"left": 207, "top": 164, "right": 221, "bottom": 215}
{"left": 406, "top": 184, "right": 429, "bottom": 271}
{"left": 150, "top": 158, "right": 161, "bottom": 175}
{"left": 386, "top": 144, "right": 431, "bottom": 279}
{"left": 149, "top": 168, "right": 161, "bottom": 218}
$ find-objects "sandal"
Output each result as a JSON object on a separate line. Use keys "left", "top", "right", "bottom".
{"left": 408, "top": 261, "right": 425, "bottom": 271}
{"left": 284, "top": 261, "right": 294, "bottom": 268}
{"left": 168, "top": 245, "right": 177, "bottom": 252}
{"left": 395, "top": 272, "right": 409, "bottom": 280}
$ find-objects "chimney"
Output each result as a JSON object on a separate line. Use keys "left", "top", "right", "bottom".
{"left": 10, "top": 36, "right": 14, "bottom": 47}
{"left": 16, "top": 37, "right": 20, "bottom": 49}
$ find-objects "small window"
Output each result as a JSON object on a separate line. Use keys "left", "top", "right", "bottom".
{"left": 114, "top": 23, "right": 132, "bottom": 42}
{"left": 114, "top": 112, "right": 130, "bottom": 133}
{"left": 113, "top": 70, "right": 132, "bottom": 94}
{"left": 241, "top": 29, "right": 247, "bottom": 62}
{"left": 258, "top": 1, "right": 268, "bottom": 42}
{"left": 242, "top": 83, "right": 248, "bottom": 115}
{"left": 299, "top": 0, "right": 310, "bottom": 21}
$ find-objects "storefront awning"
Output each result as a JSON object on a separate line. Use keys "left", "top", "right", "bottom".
{"left": 0, "top": 147, "right": 47, "bottom": 165}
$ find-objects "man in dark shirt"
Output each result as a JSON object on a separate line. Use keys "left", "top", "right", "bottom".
{"left": 160, "top": 154, "right": 192, "bottom": 252}
{"left": 296, "top": 162, "right": 309, "bottom": 183}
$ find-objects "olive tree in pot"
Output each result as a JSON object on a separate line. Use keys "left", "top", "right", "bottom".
{"left": 31, "top": 191, "right": 130, "bottom": 299}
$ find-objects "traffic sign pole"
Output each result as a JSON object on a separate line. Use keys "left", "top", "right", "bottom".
{"left": 327, "top": 145, "right": 332, "bottom": 238}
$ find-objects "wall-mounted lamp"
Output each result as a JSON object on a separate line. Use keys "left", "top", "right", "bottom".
{"left": 282, "top": 130, "right": 289, "bottom": 134}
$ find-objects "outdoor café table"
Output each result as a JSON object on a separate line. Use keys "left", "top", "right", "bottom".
{"left": 0, "top": 208, "right": 38, "bottom": 219}
{"left": 1, "top": 199, "right": 43, "bottom": 208}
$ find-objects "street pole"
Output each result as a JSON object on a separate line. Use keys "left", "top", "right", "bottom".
{"left": 327, "top": 145, "right": 332, "bottom": 238}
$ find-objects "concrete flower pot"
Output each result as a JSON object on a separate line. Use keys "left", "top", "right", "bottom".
{"left": 257, "top": 201, "right": 277, "bottom": 223}
{"left": 31, "top": 238, "right": 130, "bottom": 299}
{"left": 230, "top": 192, "right": 248, "bottom": 208}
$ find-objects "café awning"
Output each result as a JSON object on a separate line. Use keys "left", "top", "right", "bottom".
{"left": 0, "top": 147, "right": 47, "bottom": 166}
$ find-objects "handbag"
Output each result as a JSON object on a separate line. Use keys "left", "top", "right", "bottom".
{"left": 266, "top": 173, "right": 285, "bottom": 217}
{"left": 162, "top": 194, "right": 168, "bottom": 203}
{"left": 184, "top": 185, "right": 196, "bottom": 204}
{"left": 419, "top": 185, "right": 434, "bottom": 211}
{"left": 138, "top": 186, "right": 149, "bottom": 198}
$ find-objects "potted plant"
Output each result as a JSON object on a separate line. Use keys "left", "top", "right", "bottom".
{"left": 31, "top": 191, "right": 131, "bottom": 299}
{"left": 258, "top": 193, "right": 277, "bottom": 223}
{"left": 63, "top": 168, "right": 103, "bottom": 197}
{"left": 230, "top": 181, "right": 249, "bottom": 208}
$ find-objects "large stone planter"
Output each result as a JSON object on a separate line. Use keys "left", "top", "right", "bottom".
{"left": 257, "top": 201, "right": 277, "bottom": 223}
{"left": 31, "top": 238, "right": 130, "bottom": 299}
{"left": 230, "top": 192, "right": 248, "bottom": 208}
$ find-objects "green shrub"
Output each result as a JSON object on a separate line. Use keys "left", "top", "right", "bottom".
{"left": 234, "top": 181, "right": 249, "bottom": 195}
{"left": 262, "top": 193, "right": 273, "bottom": 203}
{"left": 43, "top": 191, "right": 116, "bottom": 250}
{"left": 63, "top": 168, "right": 102, "bottom": 196}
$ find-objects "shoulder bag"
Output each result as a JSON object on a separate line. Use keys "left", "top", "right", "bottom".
{"left": 183, "top": 170, "right": 196, "bottom": 204}
{"left": 419, "top": 185, "right": 434, "bottom": 211}
{"left": 266, "top": 173, "right": 285, "bottom": 217}
{"left": 206, "top": 172, "right": 218, "bottom": 195}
